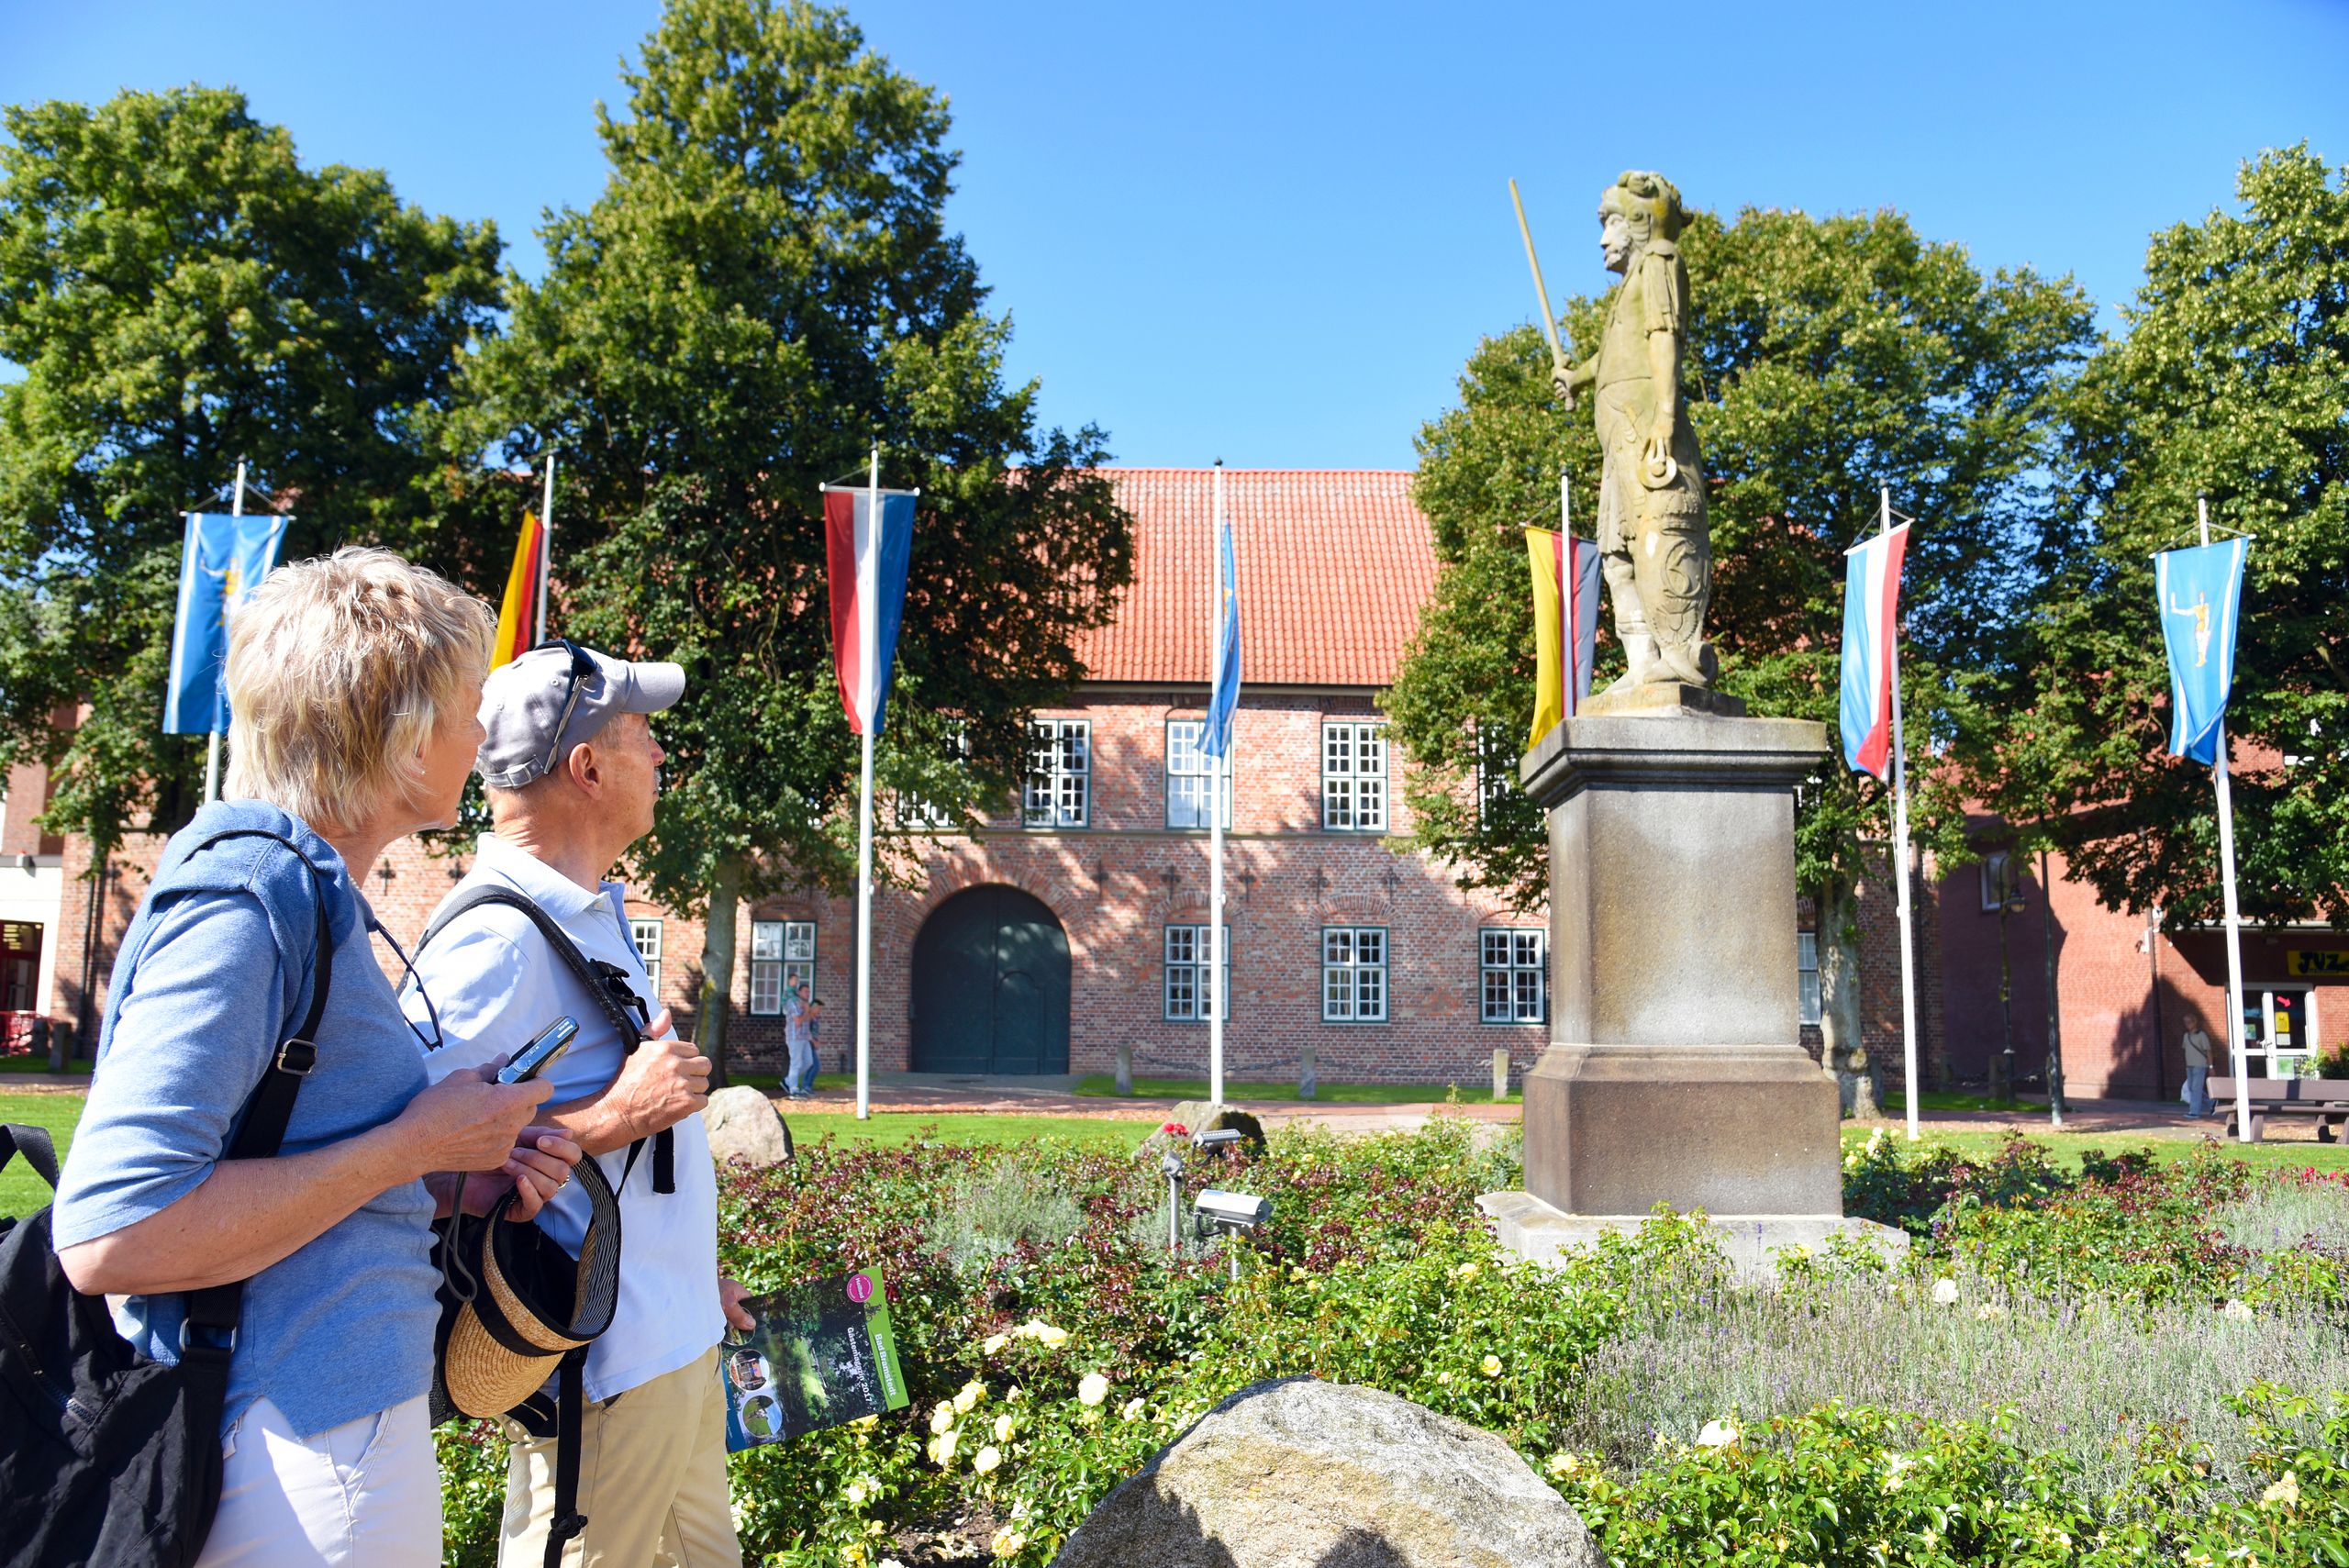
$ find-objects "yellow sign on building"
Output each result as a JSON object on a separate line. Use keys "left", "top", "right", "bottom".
{"left": 2286, "top": 950, "right": 2349, "bottom": 978}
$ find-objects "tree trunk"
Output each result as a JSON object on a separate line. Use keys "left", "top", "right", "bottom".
{"left": 1818, "top": 878, "right": 1882, "bottom": 1118}
{"left": 696, "top": 855, "right": 744, "bottom": 1089}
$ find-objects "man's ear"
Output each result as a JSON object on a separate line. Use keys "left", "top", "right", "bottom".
{"left": 564, "top": 740, "right": 603, "bottom": 795}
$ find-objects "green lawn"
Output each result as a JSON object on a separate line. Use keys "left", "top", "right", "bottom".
{"left": 0, "top": 1092, "right": 1152, "bottom": 1218}
{"left": 782, "top": 1111, "right": 1153, "bottom": 1151}
{"left": 1073, "top": 1073, "right": 1520, "bottom": 1106}
{"left": 0, "top": 1055, "right": 91, "bottom": 1076}
{"left": 0, "top": 1092, "right": 80, "bottom": 1218}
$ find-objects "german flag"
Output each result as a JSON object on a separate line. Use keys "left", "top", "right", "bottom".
{"left": 1525, "top": 527, "right": 1602, "bottom": 745}
{"left": 491, "top": 511, "right": 544, "bottom": 669}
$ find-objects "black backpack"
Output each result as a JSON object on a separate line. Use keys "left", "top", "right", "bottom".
{"left": 0, "top": 828, "right": 331, "bottom": 1567}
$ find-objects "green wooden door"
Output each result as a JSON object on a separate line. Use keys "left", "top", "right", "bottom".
{"left": 909, "top": 885, "right": 1070, "bottom": 1074}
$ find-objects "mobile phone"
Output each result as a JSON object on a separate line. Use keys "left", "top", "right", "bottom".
{"left": 497, "top": 1016, "right": 579, "bottom": 1084}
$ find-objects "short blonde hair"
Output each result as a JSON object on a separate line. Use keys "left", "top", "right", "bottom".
{"left": 223, "top": 546, "right": 495, "bottom": 831}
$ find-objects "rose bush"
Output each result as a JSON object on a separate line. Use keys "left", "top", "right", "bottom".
{"left": 435, "top": 1120, "right": 2349, "bottom": 1566}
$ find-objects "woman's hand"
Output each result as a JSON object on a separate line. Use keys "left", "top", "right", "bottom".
{"left": 426, "top": 1128, "right": 584, "bottom": 1221}
{"left": 497, "top": 1129, "right": 583, "bottom": 1223}
{"left": 392, "top": 1063, "right": 552, "bottom": 1180}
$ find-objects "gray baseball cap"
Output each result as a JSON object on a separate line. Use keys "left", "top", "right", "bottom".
{"left": 477, "top": 642, "right": 685, "bottom": 790}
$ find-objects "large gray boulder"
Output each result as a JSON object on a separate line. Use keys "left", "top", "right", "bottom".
{"left": 1051, "top": 1377, "right": 1601, "bottom": 1568}
{"left": 701, "top": 1084, "right": 794, "bottom": 1168}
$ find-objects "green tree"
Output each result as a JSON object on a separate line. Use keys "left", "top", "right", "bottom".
{"left": 0, "top": 85, "right": 502, "bottom": 857}
{"left": 1387, "top": 204, "right": 2094, "bottom": 1096}
{"left": 1992, "top": 145, "right": 2349, "bottom": 929}
{"left": 448, "top": 0, "right": 1131, "bottom": 1074}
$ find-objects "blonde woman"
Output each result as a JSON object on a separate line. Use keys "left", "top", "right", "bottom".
{"left": 53, "top": 547, "right": 581, "bottom": 1566}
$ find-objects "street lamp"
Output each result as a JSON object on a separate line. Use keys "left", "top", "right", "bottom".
{"left": 1994, "top": 854, "right": 2028, "bottom": 1107}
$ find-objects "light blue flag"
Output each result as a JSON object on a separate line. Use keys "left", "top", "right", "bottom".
{"left": 2154, "top": 537, "right": 2248, "bottom": 765}
{"left": 1203, "top": 516, "right": 1241, "bottom": 758}
{"left": 163, "top": 511, "right": 291, "bottom": 734}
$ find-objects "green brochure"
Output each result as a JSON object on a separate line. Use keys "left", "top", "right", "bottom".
{"left": 721, "top": 1268, "right": 908, "bottom": 1449}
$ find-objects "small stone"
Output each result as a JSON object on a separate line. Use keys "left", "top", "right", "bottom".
{"left": 1051, "top": 1377, "right": 1601, "bottom": 1568}
{"left": 701, "top": 1084, "right": 795, "bottom": 1167}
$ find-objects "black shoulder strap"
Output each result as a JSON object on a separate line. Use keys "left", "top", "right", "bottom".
{"left": 0, "top": 1124, "right": 60, "bottom": 1194}
{"left": 422, "top": 888, "right": 643, "bottom": 1051}
{"left": 421, "top": 886, "right": 674, "bottom": 1194}
{"left": 175, "top": 828, "right": 336, "bottom": 1359}
{"left": 545, "top": 1350, "right": 589, "bottom": 1568}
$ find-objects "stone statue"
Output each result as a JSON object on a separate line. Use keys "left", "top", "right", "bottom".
{"left": 1551, "top": 171, "right": 1716, "bottom": 692}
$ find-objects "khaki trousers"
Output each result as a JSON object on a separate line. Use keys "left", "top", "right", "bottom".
{"left": 501, "top": 1347, "right": 742, "bottom": 1568}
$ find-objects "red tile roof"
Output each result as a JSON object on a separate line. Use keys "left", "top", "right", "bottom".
{"left": 1073, "top": 469, "right": 1434, "bottom": 689}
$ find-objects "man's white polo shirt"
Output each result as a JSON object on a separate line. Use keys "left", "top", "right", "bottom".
{"left": 403, "top": 833, "right": 723, "bottom": 1403}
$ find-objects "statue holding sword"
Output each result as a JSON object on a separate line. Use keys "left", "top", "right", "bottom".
{"left": 1512, "top": 171, "right": 1715, "bottom": 692}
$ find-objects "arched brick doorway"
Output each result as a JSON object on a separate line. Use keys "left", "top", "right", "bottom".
{"left": 909, "top": 884, "right": 1070, "bottom": 1074}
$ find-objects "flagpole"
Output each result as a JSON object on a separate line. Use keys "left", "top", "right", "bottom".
{"left": 1883, "top": 487, "right": 1920, "bottom": 1141}
{"left": 1560, "top": 471, "right": 1575, "bottom": 713}
{"left": 1208, "top": 461, "right": 1227, "bottom": 1108}
{"left": 202, "top": 460, "right": 249, "bottom": 805}
{"left": 2201, "top": 497, "right": 2253, "bottom": 1144}
{"left": 855, "top": 445, "right": 880, "bottom": 1121}
{"left": 538, "top": 452, "right": 556, "bottom": 641}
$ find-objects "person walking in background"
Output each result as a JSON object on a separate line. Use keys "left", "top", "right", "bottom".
{"left": 783, "top": 977, "right": 817, "bottom": 1099}
{"left": 52, "top": 549, "right": 578, "bottom": 1567}
{"left": 795, "top": 998, "right": 826, "bottom": 1096}
{"left": 2182, "top": 1019, "right": 2216, "bottom": 1116}
{"left": 404, "top": 640, "right": 749, "bottom": 1568}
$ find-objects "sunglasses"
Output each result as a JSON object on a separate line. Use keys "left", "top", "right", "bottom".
{"left": 533, "top": 637, "right": 601, "bottom": 783}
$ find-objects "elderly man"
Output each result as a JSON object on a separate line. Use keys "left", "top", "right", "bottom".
{"left": 406, "top": 640, "right": 749, "bottom": 1568}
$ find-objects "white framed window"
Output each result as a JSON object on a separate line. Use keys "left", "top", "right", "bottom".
{"left": 1165, "top": 719, "right": 1233, "bottom": 829}
{"left": 1475, "top": 723, "right": 1517, "bottom": 827}
{"left": 1322, "top": 927, "right": 1388, "bottom": 1022}
{"left": 1024, "top": 719, "right": 1090, "bottom": 828}
{"left": 749, "top": 919, "right": 816, "bottom": 1016}
{"left": 1163, "top": 924, "right": 1231, "bottom": 1021}
{"left": 1798, "top": 930, "right": 1822, "bottom": 1027}
{"left": 1322, "top": 721, "right": 1388, "bottom": 832}
{"left": 895, "top": 722, "right": 968, "bottom": 829}
{"left": 1480, "top": 929, "right": 1546, "bottom": 1024}
{"left": 629, "top": 917, "right": 663, "bottom": 995}
{"left": 1979, "top": 851, "right": 2014, "bottom": 912}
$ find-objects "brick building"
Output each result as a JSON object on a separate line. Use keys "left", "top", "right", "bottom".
{"left": 31, "top": 464, "right": 2326, "bottom": 1099}
{"left": 1929, "top": 832, "right": 2348, "bottom": 1100}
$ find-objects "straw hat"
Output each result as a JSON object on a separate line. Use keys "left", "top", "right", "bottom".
{"left": 432, "top": 1157, "right": 622, "bottom": 1421}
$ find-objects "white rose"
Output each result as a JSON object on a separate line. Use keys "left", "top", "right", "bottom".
{"left": 973, "top": 1444, "right": 1002, "bottom": 1475}
{"left": 1931, "top": 1277, "right": 1960, "bottom": 1306}
{"left": 1697, "top": 1419, "right": 1740, "bottom": 1449}
{"left": 955, "top": 1380, "right": 985, "bottom": 1413}
{"left": 1120, "top": 1396, "right": 1148, "bottom": 1422}
{"left": 930, "top": 1404, "right": 956, "bottom": 1435}
{"left": 1077, "top": 1372, "right": 1110, "bottom": 1407}
{"left": 994, "top": 1412, "right": 1017, "bottom": 1442}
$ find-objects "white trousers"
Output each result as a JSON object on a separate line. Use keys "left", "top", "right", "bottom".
{"left": 195, "top": 1395, "right": 440, "bottom": 1568}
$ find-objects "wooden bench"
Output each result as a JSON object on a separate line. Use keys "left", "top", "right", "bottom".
{"left": 2210, "top": 1076, "right": 2349, "bottom": 1143}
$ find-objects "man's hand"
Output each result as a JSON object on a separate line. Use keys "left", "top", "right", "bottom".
{"left": 603, "top": 1007, "right": 712, "bottom": 1140}
{"left": 719, "top": 1275, "right": 755, "bottom": 1332}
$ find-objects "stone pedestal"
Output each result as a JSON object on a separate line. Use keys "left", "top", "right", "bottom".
{"left": 1513, "top": 698, "right": 1842, "bottom": 1218}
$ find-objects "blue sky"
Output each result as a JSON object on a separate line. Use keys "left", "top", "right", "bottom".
{"left": 6, "top": 0, "right": 2345, "bottom": 469}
